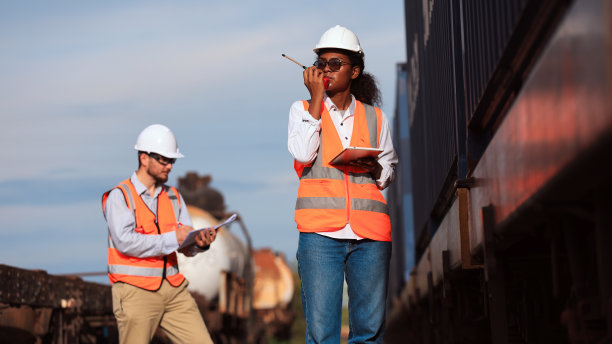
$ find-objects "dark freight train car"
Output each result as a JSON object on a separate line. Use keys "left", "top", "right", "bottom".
{"left": 387, "top": 62, "right": 416, "bottom": 307}
{"left": 387, "top": 0, "right": 612, "bottom": 342}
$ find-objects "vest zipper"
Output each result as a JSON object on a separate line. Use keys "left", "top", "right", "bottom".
{"left": 344, "top": 170, "right": 350, "bottom": 224}
{"left": 155, "top": 219, "right": 167, "bottom": 280}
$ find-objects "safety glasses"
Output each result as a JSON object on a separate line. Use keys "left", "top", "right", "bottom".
{"left": 313, "top": 58, "right": 351, "bottom": 72}
{"left": 148, "top": 152, "right": 176, "bottom": 166}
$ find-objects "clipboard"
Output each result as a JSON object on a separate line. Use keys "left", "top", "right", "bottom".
{"left": 330, "top": 147, "right": 383, "bottom": 165}
{"left": 178, "top": 213, "right": 237, "bottom": 250}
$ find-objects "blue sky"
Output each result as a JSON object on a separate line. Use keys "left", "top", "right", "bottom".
{"left": 0, "top": 1, "right": 406, "bottom": 283}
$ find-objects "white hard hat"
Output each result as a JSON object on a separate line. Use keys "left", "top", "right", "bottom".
{"left": 134, "top": 124, "right": 184, "bottom": 159}
{"left": 314, "top": 25, "right": 363, "bottom": 56}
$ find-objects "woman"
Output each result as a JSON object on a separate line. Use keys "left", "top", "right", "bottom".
{"left": 287, "top": 25, "right": 398, "bottom": 343}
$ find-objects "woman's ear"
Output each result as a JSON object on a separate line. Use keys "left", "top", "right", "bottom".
{"left": 351, "top": 65, "right": 361, "bottom": 80}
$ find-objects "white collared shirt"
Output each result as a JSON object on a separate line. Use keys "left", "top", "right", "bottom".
{"left": 288, "top": 94, "right": 398, "bottom": 240}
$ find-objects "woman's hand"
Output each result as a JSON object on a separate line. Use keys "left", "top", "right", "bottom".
{"left": 304, "top": 66, "right": 325, "bottom": 97}
{"left": 349, "top": 158, "right": 382, "bottom": 179}
{"left": 304, "top": 66, "right": 325, "bottom": 120}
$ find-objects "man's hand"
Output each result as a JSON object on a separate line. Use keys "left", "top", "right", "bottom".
{"left": 175, "top": 225, "right": 194, "bottom": 245}
{"left": 175, "top": 225, "right": 216, "bottom": 247}
{"left": 194, "top": 227, "right": 216, "bottom": 248}
{"left": 177, "top": 227, "right": 217, "bottom": 257}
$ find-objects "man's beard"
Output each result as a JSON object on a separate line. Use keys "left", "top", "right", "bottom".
{"left": 148, "top": 166, "right": 169, "bottom": 184}
{"left": 154, "top": 174, "right": 168, "bottom": 184}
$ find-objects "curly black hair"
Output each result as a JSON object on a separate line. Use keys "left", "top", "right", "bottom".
{"left": 317, "top": 49, "right": 382, "bottom": 107}
{"left": 346, "top": 51, "right": 382, "bottom": 107}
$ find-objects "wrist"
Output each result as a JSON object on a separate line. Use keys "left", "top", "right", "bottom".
{"left": 373, "top": 163, "right": 383, "bottom": 179}
{"left": 309, "top": 98, "right": 323, "bottom": 120}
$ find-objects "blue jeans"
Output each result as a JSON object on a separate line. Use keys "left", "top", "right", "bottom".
{"left": 297, "top": 232, "right": 392, "bottom": 344}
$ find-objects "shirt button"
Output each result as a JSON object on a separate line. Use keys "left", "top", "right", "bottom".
{"left": 340, "top": 123, "right": 343, "bottom": 126}
{"left": 345, "top": 137, "right": 348, "bottom": 140}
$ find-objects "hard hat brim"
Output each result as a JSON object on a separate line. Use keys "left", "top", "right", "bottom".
{"left": 134, "top": 145, "right": 185, "bottom": 159}
{"left": 313, "top": 46, "right": 363, "bottom": 55}
{"left": 163, "top": 151, "right": 185, "bottom": 159}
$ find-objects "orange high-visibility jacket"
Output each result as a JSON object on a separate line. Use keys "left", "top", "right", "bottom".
{"left": 294, "top": 100, "right": 391, "bottom": 241}
{"left": 102, "top": 179, "right": 185, "bottom": 290}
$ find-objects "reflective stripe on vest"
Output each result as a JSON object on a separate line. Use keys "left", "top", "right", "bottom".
{"left": 294, "top": 100, "right": 391, "bottom": 241}
{"left": 108, "top": 264, "right": 180, "bottom": 277}
{"left": 102, "top": 179, "right": 185, "bottom": 290}
{"left": 166, "top": 187, "right": 180, "bottom": 222}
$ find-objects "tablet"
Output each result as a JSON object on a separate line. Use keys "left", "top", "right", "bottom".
{"left": 330, "top": 147, "right": 383, "bottom": 165}
{"left": 178, "top": 213, "right": 237, "bottom": 250}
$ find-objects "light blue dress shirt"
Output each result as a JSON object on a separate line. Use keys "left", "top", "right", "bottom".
{"left": 103, "top": 172, "right": 193, "bottom": 258}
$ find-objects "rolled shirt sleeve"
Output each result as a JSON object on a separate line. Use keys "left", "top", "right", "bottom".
{"left": 288, "top": 100, "right": 321, "bottom": 164}
{"left": 375, "top": 111, "right": 398, "bottom": 190}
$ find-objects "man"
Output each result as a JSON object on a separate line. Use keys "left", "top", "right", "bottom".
{"left": 102, "top": 124, "right": 214, "bottom": 344}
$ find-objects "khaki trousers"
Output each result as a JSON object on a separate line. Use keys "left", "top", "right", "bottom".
{"left": 112, "top": 279, "right": 212, "bottom": 344}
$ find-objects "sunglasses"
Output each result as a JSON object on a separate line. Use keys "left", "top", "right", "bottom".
{"left": 313, "top": 58, "right": 351, "bottom": 72}
{"left": 148, "top": 152, "right": 176, "bottom": 166}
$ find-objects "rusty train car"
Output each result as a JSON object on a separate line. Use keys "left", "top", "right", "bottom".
{"left": 386, "top": 0, "right": 612, "bottom": 343}
{"left": 0, "top": 172, "right": 294, "bottom": 344}
{"left": 0, "top": 265, "right": 116, "bottom": 343}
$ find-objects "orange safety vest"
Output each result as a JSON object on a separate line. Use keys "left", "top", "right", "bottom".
{"left": 294, "top": 100, "right": 391, "bottom": 241}
{"left": 101, "top": 179, "right": 185, "bottom": 290}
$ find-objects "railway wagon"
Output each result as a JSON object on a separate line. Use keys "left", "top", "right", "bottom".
{"left": 386, "top": 0, "right": 612, "bottom": 342}
{"left": 0, "top": 264, "right": 116, "bottom": 343}
{"left": 178, "top": 205, "right": 295, "bottom": 344}
{"left": 0, "top": 172, "right": 294, "bottom": 343}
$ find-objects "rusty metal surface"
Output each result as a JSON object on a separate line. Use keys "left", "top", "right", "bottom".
{"left": 0, "top": 305, "right": 53, "bottom": 339}
{"left": 252, "top": 249, "right": 294, "bottom": 310}
{"left": 458, "top": 188, "right": 483, "bottom": 270}
{"left": 405, "top": 0, "right": 569, "bottom": 261}
{"left": 0, "top": 264, "right": 116, "bottom": 343}
{"left": 0, "top": 264, "right": 112, "bottom": 314}
{"left": 468, "top": 0, "right": 612, "bottom": 251}
{"left": 395, "top": 190, "right": 480, "bottom": 305}
{"left": 427, "top": 198, "right": 460, "bottom": 288}
{"left": 410, "top": 244, "right": 432, "bottom": 305}
{"left": 389, "top": 0, "right": 612, "bottom": 341}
